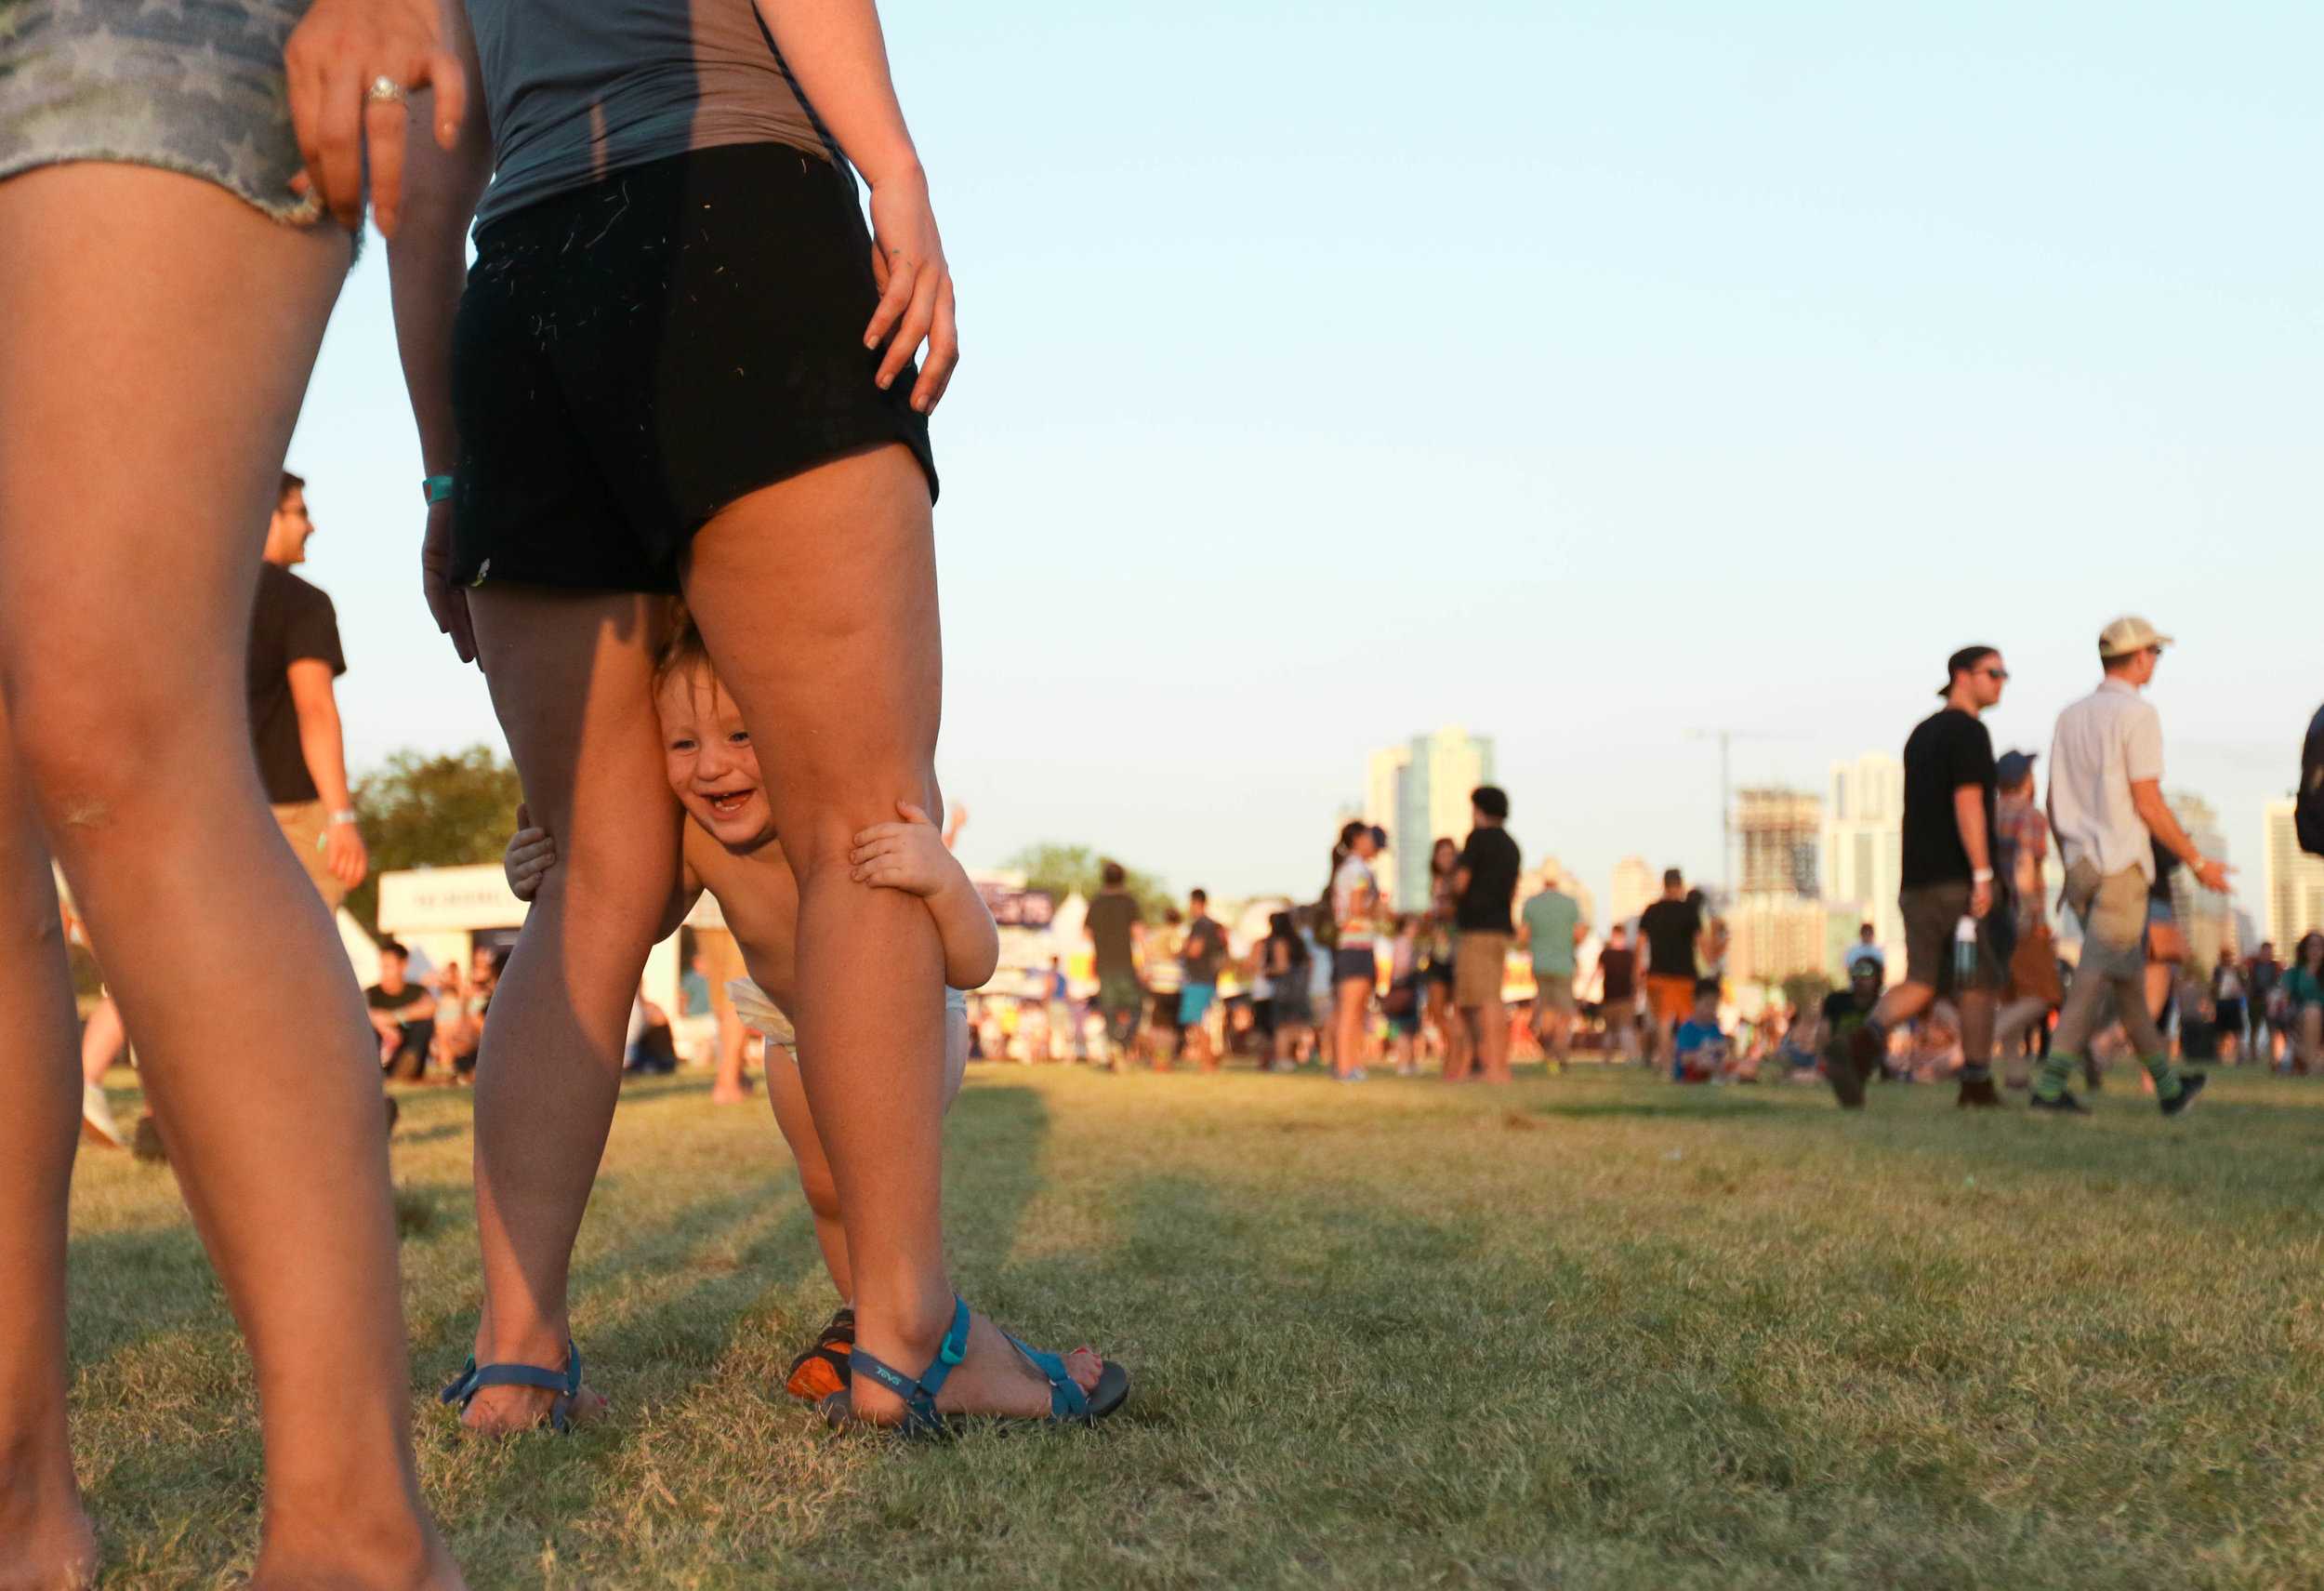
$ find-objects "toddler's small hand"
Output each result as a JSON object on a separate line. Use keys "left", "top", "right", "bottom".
{"left": 505, "top": 808, "right": 559, "bottom": 903}
{"left": 850, "top": 801, "right": 953, "bottom": 897}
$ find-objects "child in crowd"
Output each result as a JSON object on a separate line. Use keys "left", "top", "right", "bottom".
{"left": 1385, "top": 914, "right": 1424, "bottom": 1076}
{"left": 1670, "top": 978, "right": 1733, "bottom": 1083}
{"left": 505, "top": 616, "right": 1108, "bottom": 1411}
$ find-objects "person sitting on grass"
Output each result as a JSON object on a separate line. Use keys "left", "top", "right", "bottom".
{"left": 1670, "top": 979, "right": 1734, "bottom": 1083}
{"left": 504, "top": 618, "right": 1119, "bottom": 1416}
{"left": 1819, "top": 960, "right": 1884, "bottom": 1093}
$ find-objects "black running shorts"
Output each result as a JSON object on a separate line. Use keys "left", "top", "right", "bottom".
{"left": 449, "top": 141, "right": 939, "bottom": 594}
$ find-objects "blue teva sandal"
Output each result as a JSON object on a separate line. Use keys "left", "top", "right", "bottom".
{"left": 818, "top": 1297, "right": 1129, "bottom": 1438}
{"left": 439, "top": 1340, "right": 587, "bottom": 1433}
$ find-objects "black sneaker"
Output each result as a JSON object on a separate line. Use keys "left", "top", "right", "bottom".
{"left": 2159, "top": 1070, "right": 2207, "bottom": 1118}
{"left": 1956, "top": 1077, "right": 2003, "bottom": 1109}
{"left": 1827, "top": 1055, "right": 1867, "bottom": 1109}
{"left": 2029, "top": 1090, "right": 2090, "bottom": 1116}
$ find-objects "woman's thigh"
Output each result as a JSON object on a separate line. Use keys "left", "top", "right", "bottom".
{"left": 679, "top": 444, "right": 937, "bottom": 868}
{"left": 468, "top": 586, "right": 681, "bottom": 909}
{"left": 0, "top": 166, "right": 347, "bottom": 776}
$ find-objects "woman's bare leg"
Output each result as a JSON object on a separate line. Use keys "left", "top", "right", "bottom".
{"left": 0, "top": 165, "right": 454, "bottom": 1588}
{"left": 683, "top": 445, "right": 1094, "bottom": 1420}
{"left": 0, "top": 728, "right": 98, "bottom": 1591}
{"left": 458, "top": 590, "right": 680, "bottom": 1430}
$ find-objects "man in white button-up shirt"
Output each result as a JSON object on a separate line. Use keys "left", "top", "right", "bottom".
{"left": 2034, "top": 616, "right": 2229, "bottom": 1116}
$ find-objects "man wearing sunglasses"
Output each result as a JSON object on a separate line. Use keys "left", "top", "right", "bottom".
{"left": 2032, "top": 617, "right": 2227, "bottom": 1116}
{"left": 1835, "top": 645, "right": 2012, "bottom": 1110}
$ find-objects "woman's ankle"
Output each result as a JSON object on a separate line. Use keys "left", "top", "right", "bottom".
{"left": 258, "top": 1487, "right": 442, "bottom": 1590}
{"left": 0, "top": 1446, "right": 95, "bottom": 1588}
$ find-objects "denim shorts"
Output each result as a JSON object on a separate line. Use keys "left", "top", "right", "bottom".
{"left": 0, "top": 0, "right": 327, "bottom": 228}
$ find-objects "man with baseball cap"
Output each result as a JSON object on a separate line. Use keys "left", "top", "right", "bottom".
{"left": 1838, "top": 645, "right": 2012, "bottom": 1109}
{"left": 2032, "top": 616, "right": 2228, "bottom": 1115}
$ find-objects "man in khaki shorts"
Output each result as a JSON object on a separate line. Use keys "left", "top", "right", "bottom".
{"left": 247, "top": 471, "right": 366, "bottom": 910}
{"left": 1450, "top": 787, "right": 1521, "bottom": 1082}
{"left": 2032, "top": 616, "right": 2227, "bottom": 1115}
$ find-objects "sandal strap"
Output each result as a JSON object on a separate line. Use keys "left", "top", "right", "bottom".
{"left": 1005, "top": 1332, "right": 1091, "bottom": 1421}
{"left": 444, "top": 1341, "right": 582, "bottom": 1408}
{"left": 844, "top": 1297, "right": 970, "bottom": 1430}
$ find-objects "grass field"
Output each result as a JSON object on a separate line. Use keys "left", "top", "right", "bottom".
{"left": 59, "top": 1058, "right": 2324, "bottom": 1589}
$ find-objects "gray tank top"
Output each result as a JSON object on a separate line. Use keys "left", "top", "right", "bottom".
{"left": 468, "top": 0, "right": 836, "bottom": 230}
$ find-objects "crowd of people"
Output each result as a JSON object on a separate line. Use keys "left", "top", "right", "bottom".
{"left": 956, "top": 618, "right": 2319, "bottom": 1116}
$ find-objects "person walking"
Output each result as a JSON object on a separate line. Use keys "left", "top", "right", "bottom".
{"left": 2211, "top": 951, "right": 2247, "bottom": 1063}
{"left": 1637, "top": 869, "right": 1704, "bottom": 1072}
{"left": 1328, "top": 821, "right": 1386, "bottom": 1081}
{"left": 1596, "top": 922, "right": 1641, "bottom": 1063}
{"left": 1519, "top": 866, "right": 1584, "bottom": 1071}
{"left": 249, "top": 471, "right": 369, "bottom": 914}
{"left": 2248, "top": 942, "right": 2284, "bottom": 1067}
{"left": 1836, "top": 646, "right": 2011, "bottom": 1111}
{"left": 2282, "top": 934, "right": 2324, "bottom": 1074}
{"left": 1421, "top": 837, "right": 1461, "bottom": 1065}
{"left": 1261, "top": 910, "right": 1314, "bottom": 1069}
{"left": 1177, "top": 889, "right": 1227, "bottom": 1070}
{"left": 0, "top": 0, "right": 471, "bottom": 1580}
{"left": 1449, "top": 788, "right": 1521, "bottom": 1083}
{"left": 2031, "top": 617, "right": 2227, "bottom": 1115}
{"left": 1084, "top": 861, "right": 1144, "bottom": 1067}
{"left": 1991, "top": 749, "right": 2063, "bottom": 1087}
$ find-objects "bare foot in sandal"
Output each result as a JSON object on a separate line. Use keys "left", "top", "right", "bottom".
{"left": 843, "top": 1299, "right": 1125, "bottom": 1429}
{"left": 445, "top": 1341, "right": 611, "bottom": 1435}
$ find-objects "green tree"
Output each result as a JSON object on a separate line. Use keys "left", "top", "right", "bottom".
{"left": 347, "top": 745, "right": 527, "bottom": 935}
{"left": 1001, "top": 842, "right": 1174, "bottom": 918}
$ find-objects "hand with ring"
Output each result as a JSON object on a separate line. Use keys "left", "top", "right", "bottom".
{"left": 284, "top": 0, "right": 469, "bottom": 237}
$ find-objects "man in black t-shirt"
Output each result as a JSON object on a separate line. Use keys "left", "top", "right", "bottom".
{"left": 248, "top": 471, "right": 366, "bottom": 910}
{"left": 1177, "top": 888, "right": 1228, "bottom": 1067}
{"left": 1449, "top": 786, "right": 1521, "bottom": 1082}
{"left": 365, "top": 941, "right": 436, "bottom": 1081}
{"left": 1837, "top": 645, "right": 2010, "bottom": 1111}
{"left": 1596, "top": 922, "right": 1640, "bottom": 1062}
{"left": 1083, "top": 861, "right": 1145, "bottom": 1065}
{"left": 1637, "top": 868, "right": 1704, "bottom": 1071}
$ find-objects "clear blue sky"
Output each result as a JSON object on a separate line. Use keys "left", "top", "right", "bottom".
{"left": 291, "top": 0, "right": 2318, "bottom": 917}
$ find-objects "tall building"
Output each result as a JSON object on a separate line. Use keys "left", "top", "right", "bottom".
{"left": 2264, "top": 800, "right": 2324, "bottom": 951}
{"left": 1726, "top": 895, "right": 1826, "bottom": 986}
{"left": 1736, "top": 788, "right": 1821, "bottom": 897}
{"left": 1363, "top": 725, "right": 1496, "bottom": 910}
{"left": 1610, "top": 856, "right": 1656, "bottom": 927}
{"left": 2166, "top": 793, "right": 2235, "bottom": 969}
{"left": 1823, "top": 753, "right": 1905, "bottom": 974}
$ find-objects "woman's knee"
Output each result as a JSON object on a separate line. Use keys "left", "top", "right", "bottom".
{"left": 4, "top": 665, "right": 231, "bottom": 840}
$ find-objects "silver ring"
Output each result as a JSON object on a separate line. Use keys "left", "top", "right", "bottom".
{"left": 364, "top": 74, "right": 408, "bottom": 105}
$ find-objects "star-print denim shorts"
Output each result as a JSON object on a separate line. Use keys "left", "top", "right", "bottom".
{"left": 0, "top": 0, "right": 328, "bottom": 228}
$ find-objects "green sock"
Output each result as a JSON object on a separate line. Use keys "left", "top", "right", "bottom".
{"left": 2143, "top": 1054, "right": 2182, "bottom": 1101}
{"left": 2035, "top": 1053, "right": 2077, "bottom": 1100}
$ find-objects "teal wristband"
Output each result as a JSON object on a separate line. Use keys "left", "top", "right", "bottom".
{"left": 422, "top": 473, "right": 456, "bottom": 505}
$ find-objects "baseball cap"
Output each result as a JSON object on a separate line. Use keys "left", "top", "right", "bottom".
{"left": 1995, "top": 749, "right": 2038, "bottom": 786}
{"left": 2098, "top": 615, "right": 2173, "bottom": 658}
